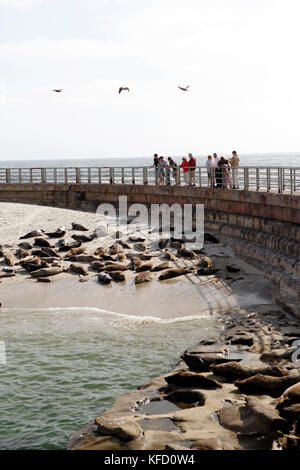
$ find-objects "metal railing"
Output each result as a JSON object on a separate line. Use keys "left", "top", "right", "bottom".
{"left": 0, "top": 166, "right": 299, "bottom": 194}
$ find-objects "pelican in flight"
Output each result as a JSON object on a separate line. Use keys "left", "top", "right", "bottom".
{"left": 119, "top": 87, "right": 130, "bottom": 94}
{"left": 178, "top": 85, "right": 190, "bottom": 91}
{"left": 52, "top": 89, "right": 63, "bottom": 93}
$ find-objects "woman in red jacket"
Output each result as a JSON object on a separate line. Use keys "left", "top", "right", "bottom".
{"left": 180, "top": 157, "right": 189, "bottom": 186}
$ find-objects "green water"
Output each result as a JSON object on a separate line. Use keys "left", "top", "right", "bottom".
{"left": 0, "top": 307, "right": 221, "bottom": 450}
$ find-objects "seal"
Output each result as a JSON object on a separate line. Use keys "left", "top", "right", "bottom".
{"left": 94, "top": 246, "right": 106, "bottom": 256}
{"left": 117, "top": 253, "right": 127, "bottom": 262}
{"left": 15, "top": 248, "right": 30, "bottom": 259}
{"left": 151, "top": 261, "right": 170, "bottom": 272}
{"left": 165, "top": 371, "right": 222, "bottom": 389}
{"left": 37, "top": 278, "right": 51, "bottom": 283}
{"left": 71, "top": 222, "right": 89, "bottom": 231}
{"left": 20, "top": 229, "right": 45, "bottom": 239}
{"left": 210, "top": 361, "right": 287, "bottom": 380}
{"left": 4, "top": 253, "right": 15, "bottom": 266}
{"left": 0, "top": 272, "right": 16, "bottom": 279}
{"left": 45, "top": 228, "right": 66, "bottom": 238}
{"left": 136, "top": 261, "right": 153, "bottom": 272}
{"left": 110, "top": 243, "right": 124, "bottom": 255}
{"left": 34, "top": 238, "right": 52, "bottom": 248}
{"left": 276, "top": 382, "right": 300, "bottom": 409}
{"left": 158, "top": 267, "right": 192, "bottom": 280}
{"left": 226, "top": 265, "right": 240, "bottom": 273}
{"left": 69, "top": 263, "right": 89, "bottom": 276}
{"left": 109, "top": 271, "right": 126, "bottom": 282}
{"left": 131, "top": 256, "right": 142, "bottom": 270}
{"left": 100, "top": 254, "right": 116, "bottom": 262}
{"left": 98, "top": 272, "right": 112, "bottom": 285}
{"left": 235, "top": 374, "right": 300, "bottom": 398}
{"left": 133, "top": 242, "right": 147, "bottom": 252}
{"left": 158, "top": 238, "right": 169, "bottom": 249}
{"left": 170, "top": 241, "right": 183, "bottom": 249}
{"left": 71, "top": 233, "right": 97, "bottom": 243}
{"left": 91, "top": 261, "right": 105, "bottom": 271}
{"left": 30, "top": 266, "right": 64, "bottom": 277}
{"left": 140, "top": 253, "right": 152, "bottom": 261}
{"left": 177, "top": 248, "right": 197, "bottom": 259}
{"left": 104, "top": 264, "right": 129, "bottom": 272}
{"left": 58, "top": 241, "right": 81, "bottom": 252}
{"left": 182, "top": 353, "right": 242, "bottom": 372}
{"left": 129, "top": 234, "right": 146, "bottom": 242}
{"left": 64, "top": 247, "right": 86, "bottom": 258}
{"left": 18, "top": 241, "right": 32, "bottom": 250}
{"left": 164, "top": 249, "right": 175, "bottom": 261}
{"left": 134, "top": 271, "right": 154, "bottom": 284}
{"left": 198, "top": 257, "right": 212, "bottom": 268}
{"left": 68, "top": 254, "right": 99, "bottom": 263}
{"left": 118, "top": 240, "right": 131, "bottom": 249}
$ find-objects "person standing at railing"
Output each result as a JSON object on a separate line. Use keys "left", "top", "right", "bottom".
{"left": 167, "top": 157, "right": 178, "bottom": 185}
{"left": 188, "top": 153, "right": 196, "bottom": 186}
{"left": 219, "top": 157, "right": 230, "bottom": 188}
{"left": 153, "top": 153, "right": 159, "bottom": 185}
{"left": 205, "top": 155, "right": 214, "bottom": 187}
{"left": 157, "top": 156, "right": 168, "bottom": 185}
{"left": 213, "top": 153, "right": 220, "bottom": 168}
{"left": 180, "top": 157, "right": 189, "bottom": 186}
{"left": 229, "top": 150, "right": 240, "bottom": 189}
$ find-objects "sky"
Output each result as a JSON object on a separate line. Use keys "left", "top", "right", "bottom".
{"left": 1, "top": 0, "right": 300, "bottom": 161}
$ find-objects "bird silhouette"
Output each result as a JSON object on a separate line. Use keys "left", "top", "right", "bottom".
{"left": 52, "top": 89, "right": 63, "bottom": 93}
{"left": 178, "top": 85, "right": 190, "bottom": 91}
{"left": 119, "top": 87, "right": 130, "bottom": 94}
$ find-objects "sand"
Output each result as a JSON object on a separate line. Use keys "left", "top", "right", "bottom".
{"left": 0, "top": 202, "right": 276, "bottom": 319}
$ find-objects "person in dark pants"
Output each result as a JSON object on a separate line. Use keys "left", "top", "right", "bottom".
{"left": 215, "top": 158, "right": 225, "bottom": 188}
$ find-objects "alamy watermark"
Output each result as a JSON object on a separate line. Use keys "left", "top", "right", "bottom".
{"left": 95, "top": 196, "right": 204, "bottom": 249}
{"left": 292, "top": 340, "right": 300, "bottom": 365}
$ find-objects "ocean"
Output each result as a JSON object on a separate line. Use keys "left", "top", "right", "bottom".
{"left": 0, "top": 153, "right": 300, "bottom": 169}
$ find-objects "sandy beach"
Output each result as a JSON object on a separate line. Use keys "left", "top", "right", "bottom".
{"left": 0, "top": 202, "right": 277, "bottom": 319}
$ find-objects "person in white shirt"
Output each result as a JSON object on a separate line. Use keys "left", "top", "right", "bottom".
{"left": 205, "top": 155, "right": 214, "bottom": 187}
{"left": 213, "top": 153, "right": 220, "bottom": 168}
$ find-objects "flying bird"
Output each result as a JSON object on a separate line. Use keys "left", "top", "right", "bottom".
{"left": 52, "top": 89, "right": 63, "bottom": 93}
{"left": 119, "top": 87, "right": 130, "bottom": 94}
{"left": 178, "top": 85, "right": 190, "bottom": 91}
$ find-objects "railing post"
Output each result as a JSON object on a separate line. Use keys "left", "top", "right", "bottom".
{"left": 41, "top": 168, "right": 46, "bottom": 184}
{"left": 88, "top": 167, "right": 91, "bottom": 184}
{"left": 132, "top": 168, "right": 135, "bottom": 185}
{"left": 18, "top": 168, "right": 22, "bottom": 183}
{"left": 256, "top": 168, "right": 260, "bottom": 191}
{"left": 6, "top": 168, "right": 11, "bottom": 183}
{"left": 30, "top": 168, "right": 33, "bottom": 183}
{"left": 198, "top": 167, "right": 202, "bottom": 188}
{"left": 98, "top": 168, "right": 102, "bottom": 184}
{"left": 110, "top": 167, "right": 114, "bottom": 184}
{"left": 54, "top": 168, "right": 57, "bottom": 184}
{"left": 64, "top": 168, "right": 68, "bottom": 184}
{"left": 143, "top": 167, "right": 148, "bottom": 185}
{"left": 121, "top": 168, "right": 125, "bottom": 184}
{"left": 243, "top": 168, "right": 249, "bottom": 191}
{"left": 267, "top": 168, "right": 270, "bottom": 191}
{"left": 278, "top": 168, "right": 283, "bottom": 193}
{"left": 76, "top": 168, "right": 80, "bottom": 184}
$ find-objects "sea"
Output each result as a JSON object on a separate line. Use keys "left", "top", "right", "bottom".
{"left": 0, "top": 152, "right": 299, "bottom": 450}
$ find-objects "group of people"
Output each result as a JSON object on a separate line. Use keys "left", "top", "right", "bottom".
{"left": 152, "top": 151, "right": 240, "bottom": 188}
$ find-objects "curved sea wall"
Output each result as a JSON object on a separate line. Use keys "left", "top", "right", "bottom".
{"left": 0, "top": 183, "right": 299, "bottom": 309}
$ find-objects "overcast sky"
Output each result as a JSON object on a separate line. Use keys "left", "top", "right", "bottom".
{"left": 1, "top": 0, "right": 300, "bottom": 161}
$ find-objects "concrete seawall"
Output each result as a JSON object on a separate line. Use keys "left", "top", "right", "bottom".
{"left": 1, "top": 183, "right": 299, "bottom": 311}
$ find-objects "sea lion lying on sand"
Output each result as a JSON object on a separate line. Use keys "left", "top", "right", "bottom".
{"left": 158, "top": 267, "right": 192, "bottom": 281}
{"left": 71, "top": 233, "right": 97, "bottom": 243}
{"left": 0, "top": 272, "right": 16, "bottom": 279}
{"left": 133, "top": 242, "right": 147, "bottom": 252}
{"left": 159, "top": 238, "right": 169, "bottom": 249}
{"left": 164, "top": 249, "right": 175, "bottom": 261}
{"left": 136, "top": 261, "right": 153, "bottom": 273}
{"left": 100, "top": 254, "right": 116, "bottom": 262}
{"left": 58, "top": 241, "right": 81, "bottom": 252}
{"left": 170, "top": 241, "right": 183, "bottom": 249}
{"left": 140, "top": 253, "right": 152, "bottom": 261}
{"left": 68, "top": 254, "right": 99, "bottom": 263}
{"left": 18, "top": 242, "right": 32, "bottom": 250}
{"left": 15, "top": 248, "right": 29, "bottom": 259}
{"left": 234, "top": 374, "right": 300, "bottom": 398}
{"left": 90, "top": 261, "right": 105, "bottom": 271}
{"left": 129, "top": 234, "right": 146, "bottom": 242}
{"left": 276, "top": 382, "right": 300, "bottom": 410}
{"left": 109, "top": 271, "right": 126, "bottom": 282}
{"left": 104, "top": 264, "right": 130, "bottom": 272}
{"left": 117, "top": 253, "right": 127, "bottom": 262}
{"left": 134, "top": 271, "right": 154, "bottom": 284}
{"left": 177, "top": 248, "right": 197, "bottom": 259}
{"left": 69, "top": 263, "right": 89, "bottom": 276}
{"left": 45, "top": 228, "right": 66, "bottom": 238}
{"left": 4, "top": 253, "right": 15, "bottom": 266}
{"left": 110, "top": 243, "right": 124, "bottom": 255}
{"left": 151, "top": 261, "right": 169, "bottom": 272}
{"left": 64, "top": 247, "right": 86, "bottom": 258}
{"left": 33, "top": 238, "right": 52, "bottom": 248}
{"left": 71, "top": 222, "right": 89, "bottom": 231}
{"left": 165, "top": 371, "right": 222, "bottom": 389}
{"left": 20, "top": 229, "right": 45, "bottom": 239}
{"left": 198, "top": 257, "right": 212, "bottom": 268}
{"left": 210, "top": 361, "right": 287, "bottom": 380}
{"left": 94, "top": 246, "right": 106, "bottom": 256}
{"left": 118, "top": 240, "right": 131, "bottom": 249}
{"left": 98, "top": 273, "right": 112, "bottom": 285}
{"left": 131, "top": 256, "right": 142, "bottom": 270}
{"left": 30, "top": 266, "right": 64, "bottom": 277}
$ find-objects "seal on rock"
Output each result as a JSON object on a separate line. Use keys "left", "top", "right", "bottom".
{"left": 235, "top": 374, "right": 300, "bottom": 398}
{"left": 165, "top": 371, "right": 222, "bottom": 389}
{"left": 158, "top": 267, "right": 192, "bottom": 280}
{"left": 182, "top": 353, "right": 242, "bottom": 372}
{"left": 94, "top": 246, "right": 106, "bottom": 256}
{"left": 209, "top": 361, "right": 287, "bottom": 380}
{"left": 276, "top": 382, "right": 300, "bottom": 409}
{"left": 197, "top": 268, "right": 220, "bottom": 276}
{"left": 177, "top": 248, "right": 196, "bottom": 259}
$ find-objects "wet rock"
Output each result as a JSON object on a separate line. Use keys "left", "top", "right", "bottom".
{"left": 226, "top": 265, "right": 241, "bottom": 273}
{"left": 190, "top": 438, "right": 223, "bottom": 450}
{"left": 158, "top": 238, "right": 169, "bottom": 249}
{"left": 204, "top": 233, "right": 220, "bottom": 244}
{"left": 166, "top": 390, "right": 205, "bottom": 406}
{"left": 225, "top": 333, "right": 254, "bottom": 346}
{"left": 185, "top": 343, "right": 229, "bottom": 355}
{"left": 165, "top": 371, "right": 222, "bottom": 389}
{"left": 218, "top": 396, "right": 286, "bottom": 435}
{"left": 260, "top": 347, "right": 298, "bottom": 362}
